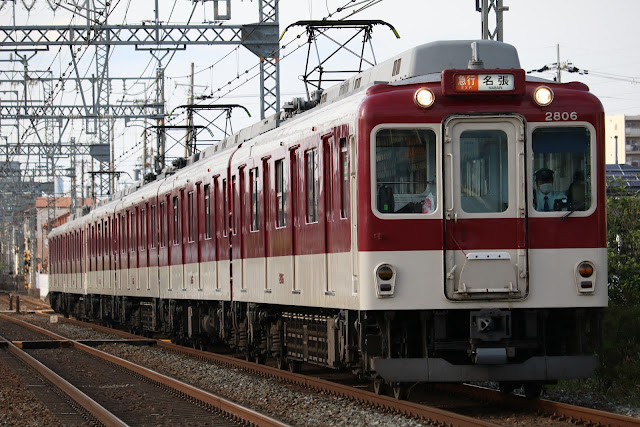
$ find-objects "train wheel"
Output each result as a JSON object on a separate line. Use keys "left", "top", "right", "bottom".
{"left": 288, "top": 361, "right": 300, "bottom": 373}
{"left": 276, "top": 358, "right": 287, "bottom": 370}
{"left": 523, "top": 382, "right": 542, "bottom": 399}
{"left": 373, "top": 378, "right": 386, "bottom": 395}
{"left": 499, "top": 381, "right": 519, "bottom": 395}
{"left": 392, "top": 383, "right": 408, "bottom": 400}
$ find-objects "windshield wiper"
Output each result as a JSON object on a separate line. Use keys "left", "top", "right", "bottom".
{"left": 560, "top": 203, "right": 585, "bottom": 221}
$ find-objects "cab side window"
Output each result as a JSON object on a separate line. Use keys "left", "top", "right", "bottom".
{"left": 532, "top": 127, "right": 591, "bottom": 212}
{"left": 375, "top": 128, "right": 437, "bottom": 214}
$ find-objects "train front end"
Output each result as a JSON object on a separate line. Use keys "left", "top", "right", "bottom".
{"left": 356, "top": 40, "right": 606, "bottom": 395}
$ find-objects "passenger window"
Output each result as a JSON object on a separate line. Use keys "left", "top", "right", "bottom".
{"left": 340, "top": 138, "right": 349, "bottom": 218}
{"left": 275, "top": 159, "right": 286, "bottom": 227}
{"left": 375, "top": 128, "right": 437, "bottom": 214}
{"left": 459, "top": 130, "right": 509, "bottom": 213}
{"left": 159, "top": 202, "right": 166, "bottom": 248}
{"left": 131, "top": 211, "right": 136, "bottom": 252}
{"left": 188, "top": 191, "right": 195, "bottom": 242}
{"left": 532, "top": 127, "right": 591, "bottom": 212}
{"left": 250, "top": 168, "right": 260, "bottom": 231}
{"left": 173, "top": 196, "right": 180, "bottom": 245}
{"left": 231, "top": 176, "right": 237, "bottom": 235}
{"left": 223, "top": 178, "right": 229, "bottom": 236}
{"left": 305, "top": 148, "right": 319, "bottom": 223}
{"left": 141, "top": 208, "right": 146, "bottom": 250}
{"left": 204, "top": 185, "right": 212, "bottom": 239}
{"left": 121, "top": 215, "right": 126, "bottom": 253}
{"left": 151, "top": 205, "right": 157, "bottom": 248}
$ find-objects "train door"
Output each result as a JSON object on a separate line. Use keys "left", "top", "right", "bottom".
{"left": 105, "top": 218, "right": 111, "bottom": 291}
{"left": 120, "top": 212, "right": 129, "bottom": 291}
{"left": 97, "top": 221, "right": 103, "bottom": 290}
{"left": 443, "top": 116, "right": 528, "bottom": 300}
{"left": 170, "top": 191, "right": 184, "bottom": 291}
{"left": 158, "top": 195, "right": 171, "bottom": 295}
{"left": 231, "top": 169, "right": 245, "bottom": 292}
{"left": 112, "top": 214, "right": 118, "bottom": 291}
{"left": 71, "top": 231, "right": 77, "bottom": 290}
{"left": 139, "top": 204, "right": 149, "bottom": 293}
{"left": 289, "top": 149, "right": 298, "bottom": 293}
{"left": 322, "top": 135, "right": 334, "bottom": 295}
{"left": 217, "top": 176, "right": 230, "bottom": 294}
{"left": 148, "top": 202, "right": 159, "bottom": 296}
{"left": 184, "top": 185, "right": 200, "bottom": 293}
{"left": 130, "top": 208, "right": 139, "bottom": 292}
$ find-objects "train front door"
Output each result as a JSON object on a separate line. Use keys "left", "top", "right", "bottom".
{"left": 443, "top": 116, "right": 528, "bottom": 301}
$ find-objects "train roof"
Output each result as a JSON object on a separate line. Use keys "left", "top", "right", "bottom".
{"left": 69, "top": 39, "right": 522, "bottom": 225}
{"left": 185, "top": 40, "right": 521, "bottom": 169}
{"left": 319, "top": 39, "right": 520, "bottom": 99}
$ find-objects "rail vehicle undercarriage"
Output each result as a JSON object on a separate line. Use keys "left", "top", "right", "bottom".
{"left": 49, "top": 292, "right": 603, "bottom": 399}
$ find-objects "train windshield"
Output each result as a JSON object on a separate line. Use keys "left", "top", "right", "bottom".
{"left": 532, "top": 127, "right": 592, "bottom": 212}
{"left": 375, "top": 128, "right": 437, "bottom": 214}
{"left": 459, "top": 130, "right": 509, "bottom": 213}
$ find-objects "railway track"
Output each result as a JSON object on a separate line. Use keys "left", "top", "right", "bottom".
{"left": 0, "top": 313, "right": 287, "bottom": 426}
{"left": 9, "top": 312, "right": 496, "bottom": 426}
{"left": 0, "top": 337, "right": 92, "bottom": 426}
{"left": 435, "top": 383, "right": 640, "bottom": 427}
{"left": 6, "top": 313, "right": 634, "bottom": 426}
{"left": 0, "top": 293, "right": 52, "bottom": 312}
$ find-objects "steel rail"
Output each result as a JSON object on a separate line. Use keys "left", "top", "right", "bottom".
{"left": 44, "top": 314, "right": 497, "bottom": 427}
{"left": 0, "top": 334, "right": 126, "bottom": 426}
{"left": 12, "top": 295, "right": 52, "bottom": 311}
{"left": 437, "top": 383, "right": 640, "bottom": 427}
{"left": 1, "top": 314, "right": 287, "bottom": 427}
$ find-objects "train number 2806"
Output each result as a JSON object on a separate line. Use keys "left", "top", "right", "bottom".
{"left": 546, "top": 111, "right": 578, "bottom": 121}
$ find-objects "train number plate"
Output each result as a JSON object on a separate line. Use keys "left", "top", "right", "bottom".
{"left": 455, "top": 74, "right": 515, "bottom": 92}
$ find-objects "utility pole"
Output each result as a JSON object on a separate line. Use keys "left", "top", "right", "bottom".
{"left": 185, "top": 62, "right": 195, "bottom": 158}
{"left": 70, "top": 138, "right": 77, "bottom": 216}
{"left": 556, "top": 44, "right": 562, "bottom": 83}
{"left": 110, "top": 118, "right": 115, "bottom": 195}
{"left": 29, "top": 211, "right": 36, "bottom": 291}
{"left": 155, "top": 65, "right": 166, "bottom": 172}
{"left": 527, "top": 45, "right": 584, "bottom": 82}
{"left": 143, "top": 121, "right": 148, "bottom": 176}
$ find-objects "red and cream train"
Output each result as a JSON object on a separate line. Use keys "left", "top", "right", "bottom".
{"left": 49, "top": 40, "right": 606, "bottom": 398}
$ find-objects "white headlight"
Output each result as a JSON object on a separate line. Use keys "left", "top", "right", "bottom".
{"left": 414, "top": 88, "right": 435, "bottom": 108}
{"left": 534, "top": 86, "right": 554, "bottom": 106}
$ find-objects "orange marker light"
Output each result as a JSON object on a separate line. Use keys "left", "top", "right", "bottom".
{"left": 578, "top": 263, "right": 594, "bottom": 278}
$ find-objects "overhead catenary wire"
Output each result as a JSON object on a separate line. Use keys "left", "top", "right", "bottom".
{"left": 2, "top": 0, "right": 384, "bottom": 176}
{"left": 0, "top": 0, "right": 125, "bottom": 187}
{"left": 115, "top": 0, "right": 384, "bottom": 168}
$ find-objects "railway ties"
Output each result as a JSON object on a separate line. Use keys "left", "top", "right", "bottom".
{"left": 9, "top": 312, "right": 640, "bottom": 427}
{"left": 0, "top": 314, "right": 287, "bottom": 426}
{"left": 436, "top": 383, "right": 640, "bottom": 427}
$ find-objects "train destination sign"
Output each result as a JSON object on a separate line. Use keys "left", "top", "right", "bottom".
{"left": 441, "top": 69, "right": 525, "bottom": 96}
{"left": 455, "top": 74, "right": 515, "bottom": 91}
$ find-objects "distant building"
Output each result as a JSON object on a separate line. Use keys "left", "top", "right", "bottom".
{"left": 605, "top": 114, "right": 640, "bottom": 166}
